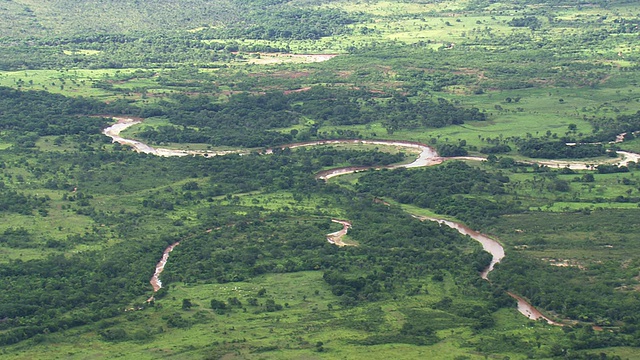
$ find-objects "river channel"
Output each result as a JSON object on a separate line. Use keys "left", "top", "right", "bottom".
{"left": 106, "top": 117, "right": 637, "bottom": 324}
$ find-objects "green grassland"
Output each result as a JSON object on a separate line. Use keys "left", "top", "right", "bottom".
{"left": 620, "top": 137, "right": 640, "bottom": 153}
{"left": 2, "top": 270, "right": 568, "bottom": 360}
{"left": 0, "top": 69, "right": 131, "bottom": 99}
{"left": 2, "top": 0, "right": 640, "bottom": 359}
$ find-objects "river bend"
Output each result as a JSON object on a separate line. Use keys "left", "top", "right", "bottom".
{"left": 106, "top": 118, "right": 638, "bottom": 324}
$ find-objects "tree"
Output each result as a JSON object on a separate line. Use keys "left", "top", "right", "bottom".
{"left": 210, "top": 299, "right": 226, "bottom": 310}
{"left": 182, "top": 181, "right": 199, "bottom": 191}
{"left": 581, "top": 173, "right": 595, "bottom": 183}
{"left": 228, "top": 297, "right": 242, "bottom": 307}
{"left": 182, "top": 298, "right": 193, "bottom": 310}
{"left": 508, "top": 16, "right": 542, "bottom": 30}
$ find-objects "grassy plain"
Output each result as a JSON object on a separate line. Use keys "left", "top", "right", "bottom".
{"left": 3, "top": 0, "right": 640, "bottom": 359}
{"left": 0, "top": 69, "right": 127, "bottom": 99}
{"left": 2, "top": 270, "right": 568, "bottom": 360}
{"left": 620, "top": 137, "right": 640, "bottom": 153}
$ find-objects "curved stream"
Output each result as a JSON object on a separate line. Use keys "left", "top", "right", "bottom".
{"left": 106, "top": 118, "right": 638, "bottom": 324}
{"left": 147, "top": 242, "right": 180, "bottom": 302}
{"left": 326, "top": 219, "right": 353, "bottom": 247}
{"left": 413, "top": 216, "right": 504, "bottom": 280}
{"left": 413, "top": 216, "right": 559, "bottom": 324}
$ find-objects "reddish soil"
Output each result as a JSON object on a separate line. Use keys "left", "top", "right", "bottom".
{"left": 283, "top": 86, "right": 312, "bottom": 95}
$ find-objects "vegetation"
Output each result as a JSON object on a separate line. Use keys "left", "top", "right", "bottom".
{"left": 488, "top": 210, "right": 640, "bottom": 328}
{"left": 356, "top": 162, "right": 514, "bottom": 227}
{"left": 133, "top": 88, "right": 485, "bottom": 147}
{"left": 1, "top": 0, "right": 640, "bottom": 359}
{"left": 518, "top": 139, "right": 607, "bottom": 159}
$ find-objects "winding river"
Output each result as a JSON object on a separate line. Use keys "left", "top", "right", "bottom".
{"left": 147, "top": 242, "right": 180, "bottom": 302}
{"left": 415, "top": 216, "right": 559, "bottom": 324}
{"left": 412, "top": 216, "right": 504, "bottom": 280}
{"left": 106, "top": 117, "right": 638, "bottom": 324}
{"left": 326, "top": 219, "right": 353, "bottom": 247}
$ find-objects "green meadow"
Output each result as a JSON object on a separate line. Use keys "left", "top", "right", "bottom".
{"left": 2, "top": 0, "right": 640, "bottom": 359}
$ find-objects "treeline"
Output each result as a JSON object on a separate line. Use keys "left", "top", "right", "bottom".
{"left": 0, "top": 86, "right": 136, "bottom": 137}
{"left": 587, "top": 111, "right": 640, "bottom": 143}
{"left": 138, "top": 125, "right": 294, "bottom": 148}
{"left": 0, "top": 234, "right": 172, "bottom": 346}
{"left": 518, "top": 139, "right": 607, "bottom": 159}
{"left": 291, "top": 147, "right": 405, "bottom": 168}
{"left": 199, "top": 8, "right": 356, "bottom": 40}
{"left": 437, "top": 142, "right": 469, "bottom": 157}
{"left": 355, "top": 161, "right": 515, "bottom": 227}
{"left": 380, "top": 97, "right": 486, "bottom": 133}
{"left": 137, "top": 87, "right": 485, "bottom": 147}
{"left": 289, "top": 88, "right": 485, "bottom": 128}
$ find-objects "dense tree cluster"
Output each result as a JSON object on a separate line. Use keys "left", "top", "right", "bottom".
{"left": 0, "top": 87, "right": 115, "bottom": 136}
{"left": 0, "top": 238, "right": 167, "bottom": 345}
{"left": 137, "top": 88, "right": 485, "bottom": 147}
{"left": 494, "top": 253, "right": 640, "bottom": 328}
{"left": 508, "top": 16, "right": 542, "bottom": 30}
{"left": 201, "top": 8, "right": 356, "bottom": 40}
{"left": 611, "top": 17, "right": 640, "bottom": 34}
{"left": 587, "top": 111, "right": 640, "bottom": 143}
{"left": 0, "top": 188, "right": 49, "bottom": 216}
{"left": 356, "top": 162, "right": 514, "bottom": 226}
{"left": 596, "top": 164, "right": 629, "bottom": 174}
{"left": 437, "top": 143, "right": 469, "bottom": 157}
{"left": 518, "top": 139, "right": 606, "bottom": 159}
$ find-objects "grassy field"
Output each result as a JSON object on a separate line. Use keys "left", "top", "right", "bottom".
{"left": 620, "top": 137, "right": 640, "bottom": 153}
{"left": 2, "top": 0, "right": 640, "bottom": 358}
{"left": 1, "top": 270, "right": 569, "bottom": 360}
{"left": 0, "top": 69, "right": 130, "bottom": 99}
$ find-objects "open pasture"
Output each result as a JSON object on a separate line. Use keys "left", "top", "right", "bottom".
{"left": 2, "top": 269, "right": 567, "bottom": 360}
{"left": 2, "top": 0, "right": 640, "bottom": 359}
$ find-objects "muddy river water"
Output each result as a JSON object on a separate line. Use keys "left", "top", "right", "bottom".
{"left": 106, "top": 118, "right": 638, "bottom": 324}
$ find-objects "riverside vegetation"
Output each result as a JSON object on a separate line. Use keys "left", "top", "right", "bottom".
{"left": 2, "top": 0, "right": 640, "bottom": 359}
